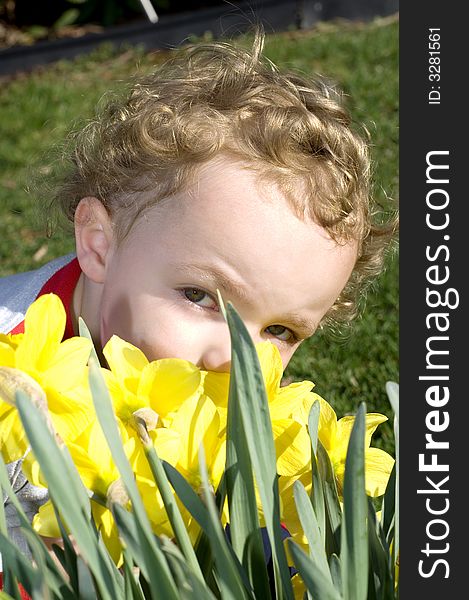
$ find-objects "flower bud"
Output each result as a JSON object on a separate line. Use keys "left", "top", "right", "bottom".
{"left": 133, "top": 407, "right": 159, "bottom": 431}
{"left": 106, "top": 478, "right": 129, "bottom": 508}
{"left": 0, "top": 366, "right": 46, "bottom": 409}
{"left": 132, "top": 408, "right": 159, "bottom": 448}
{"left": 0, "top": 366, "right": 63, "bottom": 447}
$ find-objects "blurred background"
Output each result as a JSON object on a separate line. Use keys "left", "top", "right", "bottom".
{"left": 0, "top": 1, "right": 399, "bottom": 454}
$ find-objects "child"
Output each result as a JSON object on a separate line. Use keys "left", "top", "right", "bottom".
{"left": 1, "top": 33, "right": 395, "bottom": 563}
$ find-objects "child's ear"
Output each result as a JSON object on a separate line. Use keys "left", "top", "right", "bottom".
{"left": 74, "top": 197, "right": 114, "bottom": 284}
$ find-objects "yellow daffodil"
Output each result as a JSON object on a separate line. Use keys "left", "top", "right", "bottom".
{"left": 102, "top": 335, "right": 204, "bottom": 432}
{"left": 31, "top": 418, "right": 139, "bottom": 565}
{"left": 4, "top": 295, "right": 395, "bottom": 575}
{"left": 0, "top": 294, "right": 93, "bottom": 463}
{"left": 317, "top": 397, "right": 395, "bottom": 497}
{"left": 204, "top": 341, "right": 320, "bottom": 480}
{"left": 167, "top": 393, "right": 224, "bottom": 491}
{"left": 132, "top": 425, "right": 184, "bottom": 538}
{"left": 291, "top": 571, "right": 307, "bottom": 600}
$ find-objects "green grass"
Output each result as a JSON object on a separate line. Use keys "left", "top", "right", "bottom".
{"left": 0, "top": 16, "right": 399, "bottom": 452}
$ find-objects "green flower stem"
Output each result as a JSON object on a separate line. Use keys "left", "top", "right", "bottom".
{"left": 134, "top": 416, "right": 205, "bottom": 585}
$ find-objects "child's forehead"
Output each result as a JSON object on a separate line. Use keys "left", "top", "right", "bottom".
{"left": 178, "top": 155, "right": 312, "bottom": 217}
{"left": 130, "top": 159, "right": 351, "bottom": 265}
{"left": 138, "top": 157, "right": 312, "bottom": 231}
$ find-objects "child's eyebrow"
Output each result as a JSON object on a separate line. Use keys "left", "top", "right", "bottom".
{"left": 281, "top": 314, "right": 318, "bottom": 338}
{"left": 172, "top": 263, "right": 251, "bottom": 301}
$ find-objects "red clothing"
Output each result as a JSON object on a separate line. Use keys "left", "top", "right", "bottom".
{"left": 8, "top": 257, "right": 81, "bottom": 338}
{"left": 0, "top": 574, "right": 30, "bottom": 599}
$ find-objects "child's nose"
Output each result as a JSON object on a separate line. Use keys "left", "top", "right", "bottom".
{"left": 200, "top": 325, "right": 263, "bottom": 373}
{"left": 200, "top": 335, "right": 232, "bottom": 372}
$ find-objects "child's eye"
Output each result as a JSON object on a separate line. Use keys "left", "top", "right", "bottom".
{"left": 181, "top": 287, "right": 218, "bottom": 309}
{"left": 265, "top": 324, "right": 296, "bottom": 343}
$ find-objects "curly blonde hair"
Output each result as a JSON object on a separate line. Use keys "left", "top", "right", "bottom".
{"left": 47, "top": 33, "right": 396, "bottom": 327}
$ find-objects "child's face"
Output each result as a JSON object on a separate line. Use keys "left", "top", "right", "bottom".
{"left": 75, "top": 158, "right": 357, "bottom": 372}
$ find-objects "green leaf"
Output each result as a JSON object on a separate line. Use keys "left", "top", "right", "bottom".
{"left": 308, "top": 399, "right": 320, "bottom": 454}
{"left": 193, "top": 528, "right": 217, "bottom": 592}
{"left": 0, "top": 532, "right": 43, "bottom": 598}
{"left": 76, "top": 556, "right": 97, "bottom": 600}
{"left": 88, "top": 358, "right": 180, "bottom": 599}
{"left": 317, "top": 442, "right": 342, "bottom": 557}
{"left": 386, "top": 381, "right": 399, "bottom": 575}
{"left": 293, "top": 480, "right": 332, "bottom": 580}
{"left": 381, "top": 463, "right": 396, "bottom": 543}
{"left": 15, "top": 390, "right": 123, "bottom": 600}
{"left": 287, "top": 539, "right": 341, "bottom": 600}
{"left": 143, "top": 443, "right": 205, "bottom": 583}
{"left": 198, "top": 444, "right": 253, "bottom": 600}
{"left": 50, "top": 504, "right": 80, "bottom": 593}
{"left": 329, "top": 554, "right": 342, "bottom": 594}
{"left": 17, "top": 530, "right": 53, "bottom": 599}
{"left": 0, "top": 456, "right": 73, "bottom": 596}
{"left": 122, "top": 547, "right": 146, "bottom": 600}
{"left": 366, "top": 499, "right": 394, "bottom": 600}
{"left": 159, "top": 535, "right": 217, "bottom": 600}
{"left": 1, "top": 574, "right": 22, "bottom": 600}
{"left": 340, "top": 402, "right": 368, "bottom": 600}
{"left": 164, "top": 468, "right": 249, "bottom": 596}
{"left": 78, "top": 316, "right": 101, "bottom": 365}
{"left": 385, "top": 382, "right": 399, "bottom": 423}
{"left": 225, "top": 302, "right": 294, "bottom": 600}
{"left": 162, "top": 461, "right": 211, "bottom": 528}
{"left": 225, "top": 345, "right": 271, "bottom": 598}
{"left": 308, "top": 401, "right": 325, "bottom": 542}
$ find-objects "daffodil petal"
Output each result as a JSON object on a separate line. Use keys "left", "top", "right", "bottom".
{"left": 335, "top": 412, "right": 388, "bottom": 455}
{"left": 103, "top": 335, "right": 149, "bottom": 392}
{"left": 364, "top": 447, "right": 395, "bottom": 497}
{"left": 255, "top": 342, "right": 283, "bottom": 397}
{"left": 203, "top": 370, "right": 230, "bottom": 408}
{"left": 317, "top": 397, "right": 338, "bottom": 453}
{"left": 40, "top": 337, "right": 92, "bottom": 392}
{"left": 151, "top": 428, "right": 181, "bottom": 465}
{"left": 68, "top": 437, "right": 107, "bottom": 493}
{"left": 92, "top": 501, "right": 124, "bottom": 566}
{"left": 16, "top": 294, "right": 66, "bottom": 370}
{"left": 270, "top": 381, "right": 315, "bottom": 421}
{"left": 0, "top": 333, "right": 21, "bottom": 350}
{"left": 68, "top": 421, "right": 126, "bottom": 495}
{"left": 364, "top": 413, "right": 389, "bottom": 448}
{"left": 273, "top": 419, "right": 311, "bottom": 477}
{"left": 138, "top": 359, "right": 202, "bottom": 417}
{"left": 48, "top": 390, "right": 94, "bottom": 444}
{"left": 278, "top": 471, "right": 311, "bottom": 547}
{"left": 87, "top": 421, "right": 123, "bottom": 480}
{"left": 0, "top": 405, "right": 29, "bottom": 462}
{"left": 210, "top": 438, "right": 226, "bottom": 487}
{"left": 291, "top": 391, "right": 323, "bottom": 426}
{"left": 132, "top": 427, "right": 181, "bottom": 485}
{"left": 172, "top": 394, "right": 220, "bottom": 473}
{"left": 22, "top": 451, "right": 47, "bottom": 488}
{"left": 138, "top": 478, "right": 172, "bottom": 535}
{"left": 0, "top": 338, "right": 17, "bottom": 367}
{"left": 32, "top": 500, "right": 61, "bottom": 538}
{"left": 291, "top": 572, "right": 307, "bottom": 600}
{"left": 101, "top": 368, "right": 130, "bottom": 419}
